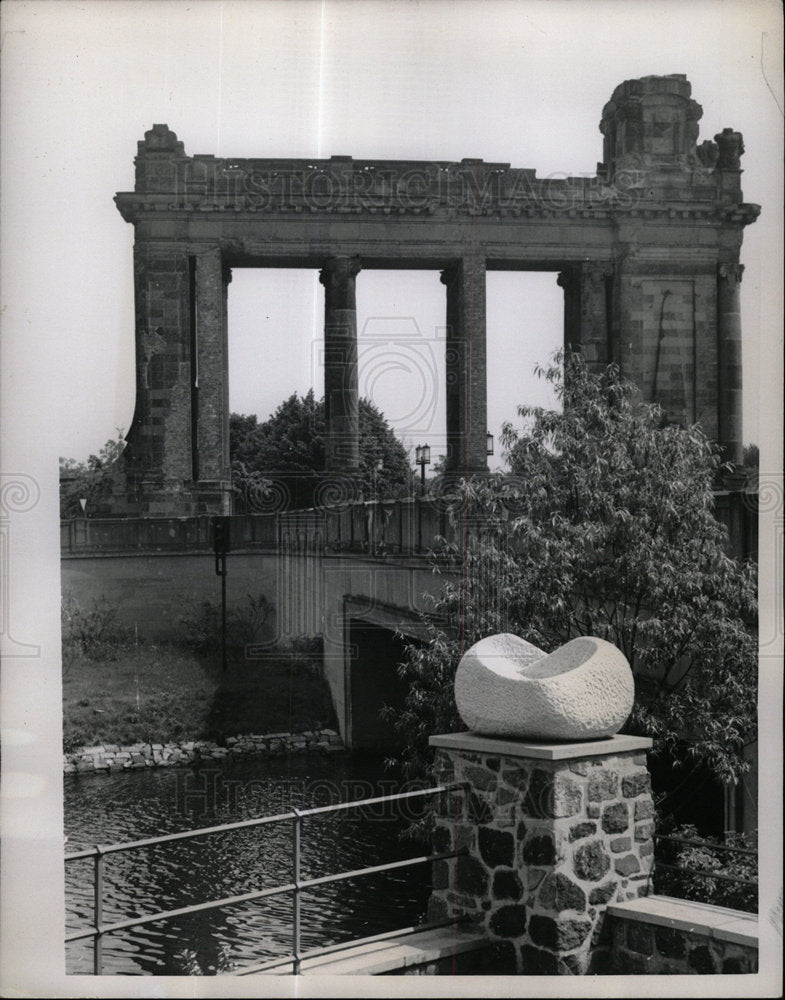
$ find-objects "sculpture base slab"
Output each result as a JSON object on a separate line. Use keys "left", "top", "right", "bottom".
{"left": 429, "top": 731, "right": 652, "bottom": 760}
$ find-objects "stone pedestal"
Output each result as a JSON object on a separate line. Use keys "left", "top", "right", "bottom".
{"left": 428, "top": 732, "right": 654, "bottom": 975}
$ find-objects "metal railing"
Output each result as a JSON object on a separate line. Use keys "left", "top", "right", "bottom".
{"left": 65, "top": 782, "right": 463, "bottom": 976}
{"left": 654, "top": 833, "right": 758, "bottom": 889}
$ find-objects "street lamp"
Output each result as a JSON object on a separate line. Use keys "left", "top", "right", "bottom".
{"left": 372, "top": 457, "right": 383, "bottom": 501}
{"left": 415, "top": 443, "right": 431, "bottom": 493}
{"left": 486, "top": 432, "right": 494, "bottom": 457}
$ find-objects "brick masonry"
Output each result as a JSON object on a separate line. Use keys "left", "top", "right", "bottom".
{"left": 427, "top": 735, "right": 655, "bottom": 974}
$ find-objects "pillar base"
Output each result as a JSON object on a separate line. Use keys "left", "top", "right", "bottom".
{"left": 428, "top": 731, "right": 654, "bottom": 975}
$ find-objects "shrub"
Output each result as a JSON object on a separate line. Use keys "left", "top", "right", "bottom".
{"left": 179, "top": 592, "right": 273, "bottom": 657}
{"left": 654, "top": 822, "right": 758, "bottom": 913}
{"left": 61, "top": 593, "right": 133, "bottom": 672}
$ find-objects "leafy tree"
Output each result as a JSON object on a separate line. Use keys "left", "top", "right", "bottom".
{"left": 390, "top": 352, "right": 757, "bottom": 791}
{"left": 743, "top": 443, "right": 759, "bottom": 468}
{"left": 230, "top": 390, "right": 413, "bottom": 510}
{"left": 59, "top": 433, "right": 126, "bottom": 518}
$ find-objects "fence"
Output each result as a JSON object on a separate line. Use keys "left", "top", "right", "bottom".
{"left": 652, "top": 833, "right": 758, "bottom": 911}
{"left": 64, "top": 782, "right": 464, "bottom": 976}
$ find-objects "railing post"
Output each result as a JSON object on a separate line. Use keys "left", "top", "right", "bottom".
{"left": 93, "top": 847, "right": 104, "bottom": 976}
{"left": 292, "top": 808, "right": 302, "bottom": 975}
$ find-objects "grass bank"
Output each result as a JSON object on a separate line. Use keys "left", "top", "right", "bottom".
{"left": 62, "top": 643, "right": 338, "bottom": 752}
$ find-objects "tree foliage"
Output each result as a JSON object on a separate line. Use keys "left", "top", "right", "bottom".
{"left": 230, "top": 390, "right": 413, "bottom": 510}
{"left": 59, "top": 434, "right": 126, "bottom": 518}
{"left": 390, "top": 352, "right": 757, "bottom": 788}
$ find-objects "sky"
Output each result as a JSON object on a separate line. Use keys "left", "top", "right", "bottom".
{"left": 0, "top": 2, "right": 782, "bottom": 997}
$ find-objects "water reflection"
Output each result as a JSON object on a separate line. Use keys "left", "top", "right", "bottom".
{"left": 64, "top": 753, "right": 431, "bottom": 975}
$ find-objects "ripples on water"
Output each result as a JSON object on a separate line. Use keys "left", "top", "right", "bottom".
{"left": 64, "top": 753, "right": 432, "bottom": 975}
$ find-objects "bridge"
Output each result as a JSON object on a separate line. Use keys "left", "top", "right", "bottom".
{"left": 61, "top": 486, "right": 756, "bottom": 750}
{"left": 61, "top": 499, "right": 459, "bottom": 748}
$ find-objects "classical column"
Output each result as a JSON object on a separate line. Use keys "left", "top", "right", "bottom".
{"left": 558, "top": 263, "right": 612, "bottom": 370}
{"left": 557, "top": 269, "right": 581, "bottom": 354}
{"left": 320, "top": 257, "right": 361, "bottom": 476}
{"left": 121, "top": 244, "right": 193, "bottom": 514}
{"left": 194, "top": 248, "right": 232, "bottom": 507}
{"left": 441, "top": 258, "right": 488, "bottom": 475}
{"left": 717, "top": 263, "right": 744, "bottom": 466}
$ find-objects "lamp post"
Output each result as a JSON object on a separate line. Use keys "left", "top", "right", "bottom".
{"left": 415, "top": 444, "right": 430, "bottom": 494}
{"left": 372, "top": 457, "right": 383, "bottom": 502}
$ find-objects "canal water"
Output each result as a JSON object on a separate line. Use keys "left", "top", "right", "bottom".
{"left": 64, "top": 752, "right": 432, "bottom": 975}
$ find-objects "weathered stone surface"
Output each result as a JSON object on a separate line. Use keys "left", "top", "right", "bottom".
{"left": 588, "top": 881, "right": 617, "bottom": 905}
{"left": 601, "top": 801, "right": 629, "bottom": 833}
{"left": 502, "top": 767, "right": 529, "bottom": 790}
{"left": 426, "top": 895, "right": 450, "bottom": 924}
{"left": 610, "top": 836, "right": 632, "bottom": 853}
{"left": 587, "top": 803, "right": 601, "bottom": 818}
{"left": 489, "top": 905, "right": 528, "bottom": 938}
{"left": 529, "top": 915, "right": 592, "bottom": 951}
{"left": 634, "top": 798, "right": 654, "bottom": 820}
{"left": 688, "top": 944, "right": 719, "bottom": 973}
{"left": 622, "top": 772, "right": 651, "bottom": 797}
{"left": 520, "top": 944, "right": 558, "bottom": 975}
{"left": 492, "top": 869, "right": 523, "bottom": 901}
{"left": 432, "top": 860, "right": 450, "bottom": 890}
{"left": 478, "top": 827, "right": 514, "bottom": 869}
{"left": 614, "top": 853, "right": 641, "bottom": 876}
{"left": 538, "top": 873, "right": 587, "bottom": 912}
{"left": 495, "top": 785, "right": 517, "bottom": 806}
{"left": 654, "top": 925, "right": 686, "bottom": 958}
{"left": 454, "top": 634, "right": 635, "bottom": 740}
{"left": 467, "top": 792, "right": 492, "bottom": 824}
{"left": 569, "top": 821, "right": 597, "bottom": 842}
{"left": 558, "top": 953, "right": 588, "bottom": 975}
{"left": 432, "top": 824, "right": 452, "bottom": 854}
{"left": 573, "top": 841, "right": 611, "bottom": 881}
{"left": 462, "top": 764, "right": 497, "bottom": 791}
{"left": 626, "top": 921, "right": 654, "bottom": 955}
{"left": 455, "top": 855, "right": 488, "bottom": 896}
{"left": 635, "top": 821, "right": 655, "bottom": 841}
{"left": 522, "top": 834, "right": 556, "bottom": 866}
{"left": 588, "top": 770, "right": 619, "bottom": 802}
{"left": 473, "top": 940, "right": 518, "bottom": 974}
{"left": 524, "top": 770, "right": 582, "bottom": 818}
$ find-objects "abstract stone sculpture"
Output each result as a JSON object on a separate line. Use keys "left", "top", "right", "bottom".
{"left": 454, "top": 634, "right": 634, "bottom": 741}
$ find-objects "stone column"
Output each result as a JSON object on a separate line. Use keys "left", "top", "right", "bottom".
{"left": 320, "top": 257, "right": 361, "bottom": 478}
{"left": 717, "top": 263, "right": 744, "bottom": 466}
{"left": 428, "top": 732, "right": 654, "bottom": 975}
{"left": 441, "top": 258, "right": 488, "bottom": 475}
{"left": 121, "top": 244, "right": 193, "bottom": 515}
{"left": 558, "top": 263, "right": 612, "bottom": 370}
{"left": 193, "top": 247, "right": 232, "bottom": 512}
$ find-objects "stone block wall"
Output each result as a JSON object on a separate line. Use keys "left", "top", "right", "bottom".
{"left": 607, "top": 896, "right": 758, "bottom": 974}
{"left": 427, "top": 733, "right": 655, "bottom": 974}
